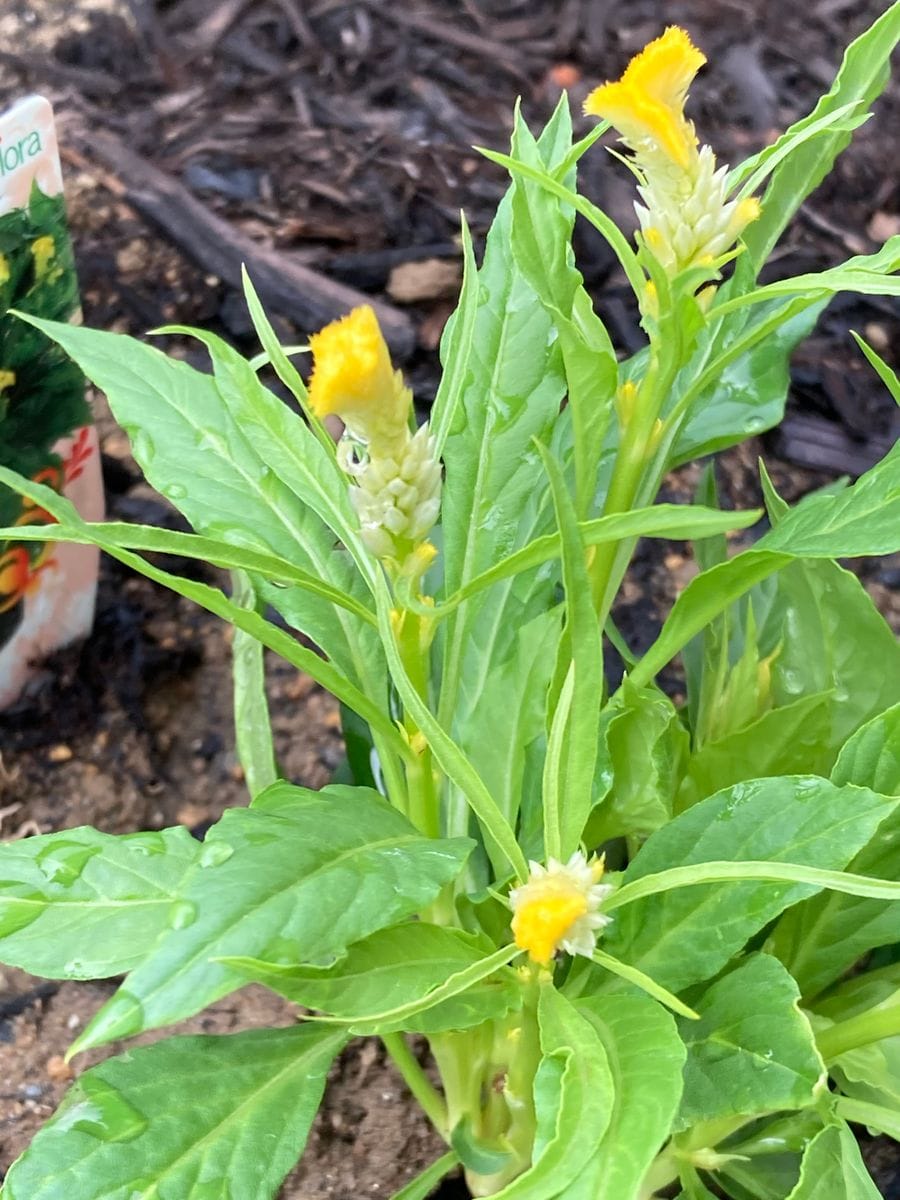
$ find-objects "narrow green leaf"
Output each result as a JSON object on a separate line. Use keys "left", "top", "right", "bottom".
{"left": 220, "top": 922, "right": 521, "bottom": 1034}
{"left": 601, "top": 776, "right": 898, "bottom": 992}
{"left": 1, "top": 1025, "right": 345, "bottom": 1200}
{"left": 0, "top": 512, "right": 377, "bottom": 626}
{"left": 852, "top": 329, "right": 900, "bottom": 405}
{"left": 539, "top": 444, "right": 604, "bottom": 858}
{"left": 389, "top": 1153, "right": 460, "bottom": 1200}
{"left": 743, "top": 1, "right": 900, "bottom": 269}
{"left": 478, "top": 147, "right": 645, "bottom": 299}
{"left": 69, "top": 784, "right": 472, "bottom": 1053}
{"left": 591, "top": 949, "right": 699, "bottom": 1021}
{"left": 230, "top": 570, "right": 278, "bottom": 798}
{"left": 374, "top": 573, "right": 527, "bottom": 881}
{"left": 430, "top": 214, "right": 478, "bottom": 457}
{"left": 0, "top": 826, "right": 198, "bottom": 980}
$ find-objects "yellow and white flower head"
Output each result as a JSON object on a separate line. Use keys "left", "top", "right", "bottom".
{"left": 584, "top": 27, "right": 760, "bottom": 277}
{"left": 510, "top": 851, "right": 613, "bottom": 966}
{"left": 309, "top": 306, "right": 441, "bottom": 571}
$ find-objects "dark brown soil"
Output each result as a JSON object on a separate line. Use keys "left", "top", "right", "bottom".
{"left": 0, "top": 1, "right": 898, "bottom": 1197}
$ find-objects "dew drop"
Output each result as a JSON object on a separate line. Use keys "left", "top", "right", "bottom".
{"left": 199, "top": 841, "right": 234, "bottom": 869}
{"left": 127, "top": 428, "right": 156, "bottom": 467}
{"left": 63, "top": 959, "right": 87, "bottom": 978}
{"left": 163, "top": 482, "right": 187, "bottom": 500}
{"left": 35, "top": 840, "right": 100, "bottom": 887}
{"left": 168, "top": 900, "right": 198, "bottom": 930}
{"left": 56, "top": 1078, "right": 148, "bottom": 1143}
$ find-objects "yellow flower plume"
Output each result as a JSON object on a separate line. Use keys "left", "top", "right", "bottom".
{"left": 584, "top": 26, "right": 706, "bottom": 170}
{"left": 308, "top": 305, "right": 404, "bottom": 428}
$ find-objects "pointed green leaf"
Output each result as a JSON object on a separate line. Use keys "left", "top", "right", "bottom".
{"left": 677, "top": 954, "right": 825, "bottom": 1129}
{"left": 1, "top": 1025, "right": 345, "bottom": 1200}
{"left": 574, "top": 994, "right": 685, "bottom": 1200}
{"left": 601, "top": 776, "right": 896, "bottom": 992}
{"left": 71, "top": 784, "right": 472, "bottom": 1053}
{"left": 784, "top": 1120, "right": 882, "bottom": 1199}
{"left": 221, "top": 922, "right": 520, "bottom": 1034}
{"left": 489, "top": 985, "right": 614, "bottom": 1200}
{"left": 769, "top": 704, "right": 900, "bottom": 999}
{"left": 0, "top": 826, "right": 198, "bottom": 980}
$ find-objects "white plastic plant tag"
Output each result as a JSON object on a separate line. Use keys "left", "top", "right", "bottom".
{"left": 0, "top": 95, "right": 103, "bottom": 707}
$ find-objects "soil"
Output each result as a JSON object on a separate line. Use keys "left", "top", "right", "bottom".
{"left": 0, "top": 1, "right": 898, "bottom": 1198}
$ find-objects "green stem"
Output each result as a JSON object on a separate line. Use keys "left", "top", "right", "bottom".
{"left": 382, "top": 1032, "right": 449, "bottom": 1141}
{"left": 835, "top": 1095, "right": 900, "bottom": 1141}
{"left": 817, "top": 1002, "right": 900, "bottom": 1062}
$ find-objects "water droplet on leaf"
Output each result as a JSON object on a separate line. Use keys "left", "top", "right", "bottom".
{"left": 168, "top": 900, "right": 198, "bottom": 930}
{"left": 55, "top": 1077, "right": 147, "bottom": 1143}
{"left": 199, "top": 841, "right": 234, "bottom": 868}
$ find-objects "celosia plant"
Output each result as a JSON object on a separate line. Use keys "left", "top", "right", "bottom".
{"left": 1, "top": 11, "right": 900, "bottom": 1200}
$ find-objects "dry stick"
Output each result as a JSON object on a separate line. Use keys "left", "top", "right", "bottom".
{"left": 78, "top": 129, "right": 417, "bottom": 359}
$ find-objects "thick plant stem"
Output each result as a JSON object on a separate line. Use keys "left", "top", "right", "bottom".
{"left": 382, "top": 1032, "right": 449, "bottom": 1141}
{"left": 817, "top": 1002, "right": 900, "bottom": 1062}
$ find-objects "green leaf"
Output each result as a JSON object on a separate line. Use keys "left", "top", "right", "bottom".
{"left": 230, "top": 570, "right": 278, "bottom": 798}
{"left": 507, "top": 101, "right": 617, "bottom": 516}
{"left": 430, "top": 214, "right": 479, "bottom": 458}
{"left": 69, "top": 783, "right": 473, "bottom": 1053}
{"left": 784, "top": 1120, "right": 882, "bottom": 1200}
{"left": 675, "top": 692, "right": 833, "bottom": 812}
{"left": 671, "top": 300, "right": 824, "bottom": 464}
{"left": 538, "top": 444, "right": 604, "bottom": 859}
{"left": 0, "top": 826, "right": 198, "bottom": 980}
{"left": 0, "top": 509, "right": 376, "bottom": 625}
{"left": 852, "top": 330, "right": 900, "bottom": 405}
{"left": 768, "top": 704, "right": 900, "bottom": 999}
{"left": 762, "top": 439, "right": 900, "bottom": 558}
{"left": 389, "top": 1153, "right": 460, "bottom": 1200}
{"left": 374, "top": 573, "right": 527, "bottom": 881}
{"left": 766, "top": 560, "right": 900, "bottom": 752}
{"left": 437, "top": 110, "right": 570, "bottom": 858}
{"left": 574, "top": 994, "right": 685, "bottom": 1200}
{"left": 12, "top": 312, "right": 378, "bottom": 681}
{"left": 489, "top": 984, "right": 614, "bottom": 1200}
{"left": 677, "top": 954, "right": 825, "bottom": 1129}
{"left": 446, "top": 504, "right": 761, "bottom": 614}
{"left": 600, "top": 776, "right": 896, "bottom": 992}
{"left": 0, "top": 1025, "right": 345, "bottom": 1200}
{"left": 743, "top": 1, "right": 900, "bottom": 269}
{"left": 632, "top": 443, "right": 900, "bottom": 688}
{"left": 587, "top": 682, "right": 689, "bottom": 842}
{"left": 832, "top": 700, "right": 900, "bottom": 795}
{"left": 220, "top": 922, "right": 521, "bottom": 1034}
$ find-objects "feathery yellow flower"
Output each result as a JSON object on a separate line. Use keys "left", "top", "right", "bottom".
{"left": 308, "top": 305, "right": 410, "bottom": 447}
{"left": 584, "top": 27, "right": 705, "bottom": 170}
{"left": 0, "top": 370, "right": 15, "bottom": 392}
{"left": 510, "top": 852, "right": 612, "bottom": 966}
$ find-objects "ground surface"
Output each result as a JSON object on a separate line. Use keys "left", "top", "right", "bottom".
{"left": 0, "top": 1, "right": 898, "bottom": 1197}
